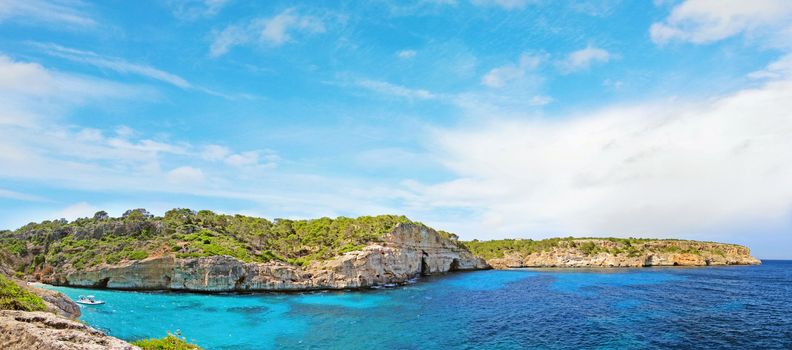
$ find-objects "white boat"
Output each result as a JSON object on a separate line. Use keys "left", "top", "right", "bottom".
{"left": 76, "top": 295, "right": 105, "bottom": 305}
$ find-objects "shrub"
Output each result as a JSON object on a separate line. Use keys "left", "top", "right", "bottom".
{"left": 0, "top": 274, "right": 47, "bottom": 312}
{"left": 132, "top": 332, "right": 202, "bottom": 350}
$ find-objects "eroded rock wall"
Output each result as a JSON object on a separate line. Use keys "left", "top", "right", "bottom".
{"left": 46, "top": 223, "right": 489, "bottom": 292}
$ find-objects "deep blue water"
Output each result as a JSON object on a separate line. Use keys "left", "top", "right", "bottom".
{"left": 45, "top": 261, "right": 792, "bottom": 349}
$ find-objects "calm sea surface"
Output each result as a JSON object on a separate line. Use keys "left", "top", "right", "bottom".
{"left": 46, "top": 260, "right": 792, "bottom": 349}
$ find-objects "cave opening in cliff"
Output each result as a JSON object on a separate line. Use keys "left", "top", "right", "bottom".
{"left": 95, "top": 277, "right": 110, "bottom": 289}
{"left": 421, "top": 251, "right": 430, "bottom": 276}
{"left": 449, "top": 258, "right": 460, "bottom": 271}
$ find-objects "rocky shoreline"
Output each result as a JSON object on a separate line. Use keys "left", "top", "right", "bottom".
{"left": 31, "top": 229, "right": 763, "bottom": 292}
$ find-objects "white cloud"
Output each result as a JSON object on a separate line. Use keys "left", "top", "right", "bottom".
{"left": 225, "top": 151, "right": 260, "bottom": 167}
{"left": 471, "top": 0, "right": 530, "bottom": 10}
{"left": 209, "top": 24, "right": 248, "bottom": 57}
{"left": 167, "top": 166, "right": 205, "bottom": 184}
{"left": 260, "top": 8, "right": 325, "bottom": 45}
{"left": 557, "top": 45, "right": 612, "bottom": 73}
{"left": 748, "top": 53, "right": 792, "bottom": 80}
{"left": 0, "top": 0, "right": 95, "bottom": 27}
{"left": 0, "top": 54, "right": 148, "bottom": 126}
{"left": 397, "top": 50, "right": 417, "bottom": 59}
{"left": 357, "top": 79, "right": 437, "bottom": 100}
{"left": 33, "top": 43, "right": 192, "bottom": 88}
{"left": 528, "top": 95, "right": 553, "bottom": 106}
{"left": 650, "top": 0, "right": 792, "bottom": 44}
{"left": 201, "top": 144, "right": 231, "bottom": 161}
{"left": 481, "top": 53, "right": 543, "bottom": 88}
{"left": 53, "top": 202, "right": 98, "bottom": 220}
{"left": 201, "top": 145, "right": 278, "bottom": 168}
{"left": 410, "top": 55, "right": 792, "bottom": 239}
{"left": 167, "top": 0, "right": 230, "bottom": 20}
{"left": 210, "top": 8, "right": 325, "bottom": 57}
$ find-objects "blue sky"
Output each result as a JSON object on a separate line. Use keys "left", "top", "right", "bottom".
{"left": 1, "top": 0, "right": 792, "bottom": 259}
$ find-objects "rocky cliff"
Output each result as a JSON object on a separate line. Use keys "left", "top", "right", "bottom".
{"left": 468, "top": 239, "right": 761, "bottom": 269}
{"left": 45, "top": 223, "right": 489, "bottom": 291}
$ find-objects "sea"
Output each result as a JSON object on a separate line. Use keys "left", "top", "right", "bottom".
{"left": 45, "top": 260, "right": 792, "bottom": 349}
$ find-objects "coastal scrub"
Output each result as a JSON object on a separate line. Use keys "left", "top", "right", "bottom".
{"left": 0, "top": 274, "right": 46, "bottom": 311}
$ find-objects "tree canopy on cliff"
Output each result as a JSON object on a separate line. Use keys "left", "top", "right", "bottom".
{"left": 0, "top": 210, "right": 418, "bottom": 275}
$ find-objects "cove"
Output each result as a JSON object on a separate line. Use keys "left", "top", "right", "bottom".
{"left": 45, "top": 261, "right": 792, "bottom": 350}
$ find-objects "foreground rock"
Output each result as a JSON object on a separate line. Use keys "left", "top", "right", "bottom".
{"left": 482, "top": 239, "right": 761, "bottom": 269}
{"left": 20, "top": 282, "right": 80, "bottom": 319}
{"left": 0, "top": 310, "right": 137, "bottom": 350}
{"left": 46, "top": 223, "right": 489, "bottom": 292}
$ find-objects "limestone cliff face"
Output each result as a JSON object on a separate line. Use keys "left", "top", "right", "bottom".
{"left": 486, "top": 239, "right": 761, "bottom": 269}
{"left": 0, "top": 310, "right": 137, "bottom": 350}
{"left": 45, "top": 223, "right": 489, "bottom": 292}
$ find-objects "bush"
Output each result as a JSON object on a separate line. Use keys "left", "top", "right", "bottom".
{"left": 128, "top": 250, "right": 149, "bottom": 260}
{"left": 0, "top": 274, "right": 47, "bottom": 312}
{"left": 132, "top": 332, "right": 202, "bottom": 350}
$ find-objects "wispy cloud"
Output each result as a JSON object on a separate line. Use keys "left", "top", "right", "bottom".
{"left": 397, "top": 49, "right": 417, "bottom": 59}
{"left": 201, "top": 144, "right": 279, "bottom": 168}
{"left": 356, "top": 79, "right": 438, "bottom": 100}
{"left": 0, "top": 188, "right": 50, "bottom": 202}
{"left": 210, "top": 8, "right": 326, "bottom": 57}
{"left": 167, "top": 0, "right": 231, "bottom": 20}
{"left": 557, "top": 45, "right": 612, "bottom": 73}
{"left": 0, "top": 0, "right": 96, "bottom": 27}
{"left": 32, "top": 43, "right": 192, "bottom": 88}
{"left": 470, "top": 0, "right": 532, "bottom": 10}
{"left": 0, "top": 53, "right": 150, "bottom": 127}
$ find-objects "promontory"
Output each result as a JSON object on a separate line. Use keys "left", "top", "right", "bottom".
{"left": 0, "top": 209, "right": 760, "bottom": 293}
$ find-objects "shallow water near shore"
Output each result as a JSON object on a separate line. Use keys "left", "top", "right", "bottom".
{"left": 45, "top": 261, "right": 792, "bottom": 349}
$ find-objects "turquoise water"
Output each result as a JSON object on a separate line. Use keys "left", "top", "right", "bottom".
{"left": 45, "top": 261, "right": 792, "bottom": 349}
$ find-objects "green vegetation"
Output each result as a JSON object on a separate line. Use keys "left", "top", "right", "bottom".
{"left": 132, "top": 332, "right": 202, "bottom": 350}
{"left": 0, "top": 274, "right": 47, "bottom": 311}
{"left": 463, "top": 237, "right": 731, "bottom": 260}
{"left": 0, "top": 209, "right": 419, "bottom": 274}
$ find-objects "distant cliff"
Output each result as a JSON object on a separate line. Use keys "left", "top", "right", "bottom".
{"left": 0, "top": 210, "right": 487, "bottom": 291}
{"left": 464, "top": 238, "right": 761, "bottom": 268}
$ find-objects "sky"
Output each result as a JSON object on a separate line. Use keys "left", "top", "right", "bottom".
{"left": 1, "top": 0, "right": 791, "bottom": 259}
